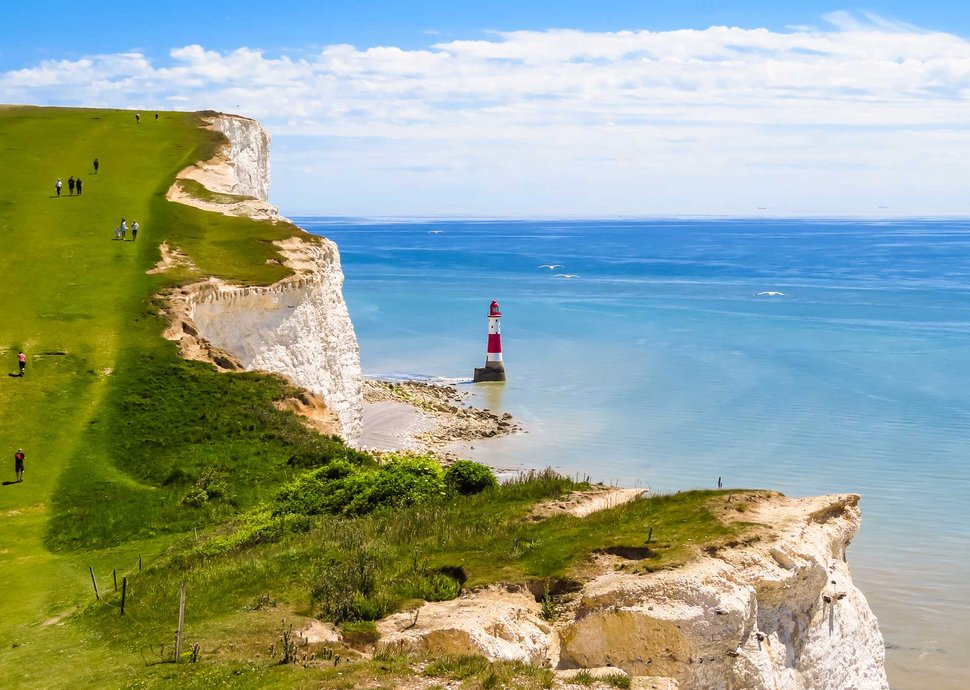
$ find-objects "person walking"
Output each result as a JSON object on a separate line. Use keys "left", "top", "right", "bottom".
{"left": 154, "top": 112, "right": 159, "bottom": 122}
{"left": 120, "top": 218, "right": 127, "bottom": 240}
{"left": 14, "top": 449, "right": 25, "bottom": 482}
{"left": 55, "top": 178, "right": 62, "bottom": 197}
{"left": 135, "top": 112, "right": 140, "bottom": 123}
{"left": 93, "top": 158, "right": 99, "bottom": 174}
{"left": 68, "top": 176, "right": 75, "bottom": 195}
{"left": 18, "top": 351, "right": 26, "bottom": 377}
{"left": 76, "top": 177, "right": 82, "bottom": 195}
{"left": 131, "top": 220, "right": 139, "bottom": 241}
{"left": 114, "top": 226, "right": 121, "bottom": 240}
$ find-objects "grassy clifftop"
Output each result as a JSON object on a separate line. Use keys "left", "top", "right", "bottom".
{"left": 0, "top": 106, "right": 345, "bottom": 686}
{"left": 0, "top": 107, "right": 756, "bottom": 690}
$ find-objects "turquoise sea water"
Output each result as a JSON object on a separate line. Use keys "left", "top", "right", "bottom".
{"left": 300, "top": 218, "right": 970, "bottom": 688}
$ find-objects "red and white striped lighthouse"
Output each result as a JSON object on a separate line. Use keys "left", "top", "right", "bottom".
{"left": 473, "top": 299, "right": 507, "bottom": 382}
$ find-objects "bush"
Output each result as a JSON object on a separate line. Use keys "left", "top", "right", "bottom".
{"left": 275, "top": 455, "right": 447, "bottom": 517}
{"left": 402, "top": 570, "right": 462, "bottom": 602}
{"left": 445, "top": 460, "right": 497, "bottom": 495}
{"left": 286, "top": 434, "right": 374, "bottom": 469}
{"left": 343, "top": 456, "right": 446, "bottom": 515}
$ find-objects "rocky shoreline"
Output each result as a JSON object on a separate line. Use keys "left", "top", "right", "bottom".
{"left": 361, "top": 379, "right": 522, "bottom": 458}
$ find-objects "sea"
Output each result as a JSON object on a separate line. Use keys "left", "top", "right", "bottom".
{"left": 300, "top": 217, "right": 970, "bottom": 689}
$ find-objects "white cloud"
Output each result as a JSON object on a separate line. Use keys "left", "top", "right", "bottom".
{"left": 4, "top": 13, "right": 970, "bottom": 215}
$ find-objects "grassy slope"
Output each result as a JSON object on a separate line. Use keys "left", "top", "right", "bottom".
{"left": 0, "top": 107, "right": 758, "bottom": 690}
{"left": 0, "top": 106, "right": 324, "bottom": 688}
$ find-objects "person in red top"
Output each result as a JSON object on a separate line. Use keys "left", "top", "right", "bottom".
{"left": 14, "top": 449, "right": 25, "bottom": 482}
{"left": 18, "top": 352, "right": 26, "bottom": 377}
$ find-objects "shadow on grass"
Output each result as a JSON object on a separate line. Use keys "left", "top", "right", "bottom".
{"left": 2, "top": 480, "right": 21, "bottom": 486}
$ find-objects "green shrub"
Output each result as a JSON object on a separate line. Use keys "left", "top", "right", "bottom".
{"left": 445, "top": 460, "right": 497, "bottom": 495}
{"left": 343, "top": 456, "right": 446, "bottom": 515}
{"left": 275, "top": 455, "right": 447, "bottom": 517}
{"left": 603, "top": 672, "right": 632, "bottom": 688}
{"left": 286, "top": 435, "right": 373, "bottom": 469}
{"left": 402, "top": 570, "right": 462, "bottom": 602}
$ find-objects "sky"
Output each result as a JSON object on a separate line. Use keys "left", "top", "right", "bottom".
{"left": 3, "top": 1, "right": 970, "bottom": 217}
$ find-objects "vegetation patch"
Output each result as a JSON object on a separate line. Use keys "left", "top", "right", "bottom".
{"left": 175, "top": 178, "right": 253, "bottom": 205}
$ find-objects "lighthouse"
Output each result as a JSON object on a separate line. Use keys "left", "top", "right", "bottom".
{"left": 473, "top": 299, "right": 507, "bottom": 382}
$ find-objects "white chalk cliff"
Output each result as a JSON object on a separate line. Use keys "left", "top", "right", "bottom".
{"left": 162, "top": 113, "right": 363, "bottom": 444}
{"left": 377, "top": 493, "right": 889, "bottom": 690}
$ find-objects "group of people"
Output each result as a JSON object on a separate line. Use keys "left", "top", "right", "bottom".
{"left": 114, "top": 218, "right": 140, "bottom": 241}
{"left": 54, "top": 176, "right": 83, "bottom": 196}
{"left": 54, "top": 158, "right": 104, "bottom": 197}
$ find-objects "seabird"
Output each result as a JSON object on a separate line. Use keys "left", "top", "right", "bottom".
{"left": 538, "top": 264, "right": 563, "bottom": 269}
{"left": 756, "top": 291, "right": 785, "bottom": 297}
{"left": 428, "top": 230, "right": 443, "bottom": 234}
{"left": 554, "top": 274, "right": 579, "bottom": 279}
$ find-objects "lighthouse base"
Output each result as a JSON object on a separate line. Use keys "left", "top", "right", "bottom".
{"left": 473, "top": 362, "right": 506, "bottom": 383}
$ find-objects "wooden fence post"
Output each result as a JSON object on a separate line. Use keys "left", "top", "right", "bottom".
{"left": 120, "top": 577, "right": 128, "bottom": 616}
{"left": 113, "top": 569, "right": 118, "bottom": 592}
{"left": 174, "top": 582, "right": 187, "bottom": 662}
{"left": 89, "top": 566, "right": 100, "bottom": 600}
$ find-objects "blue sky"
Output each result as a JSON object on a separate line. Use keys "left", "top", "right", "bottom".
{"left": 3, "top": 1, "right": 970, "bottom": 67}
{"left": 3, "top": 2, "right": 970, "bottom": 216}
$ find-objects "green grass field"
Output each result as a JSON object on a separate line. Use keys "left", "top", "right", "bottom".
{"left": 0, "top": 107, "right": 758, "bottom": 689}
{"left": 0, "top": 106, "right": 323, "bottom": 687}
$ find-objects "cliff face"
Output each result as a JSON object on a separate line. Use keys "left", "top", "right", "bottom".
{"left": 377, "top": 493, "right": 889, "bottom": 690}
{"left": 162, "top": 114, "right": 363, "bottom": 444}
{"left": 188, "top": 237, "right": 363, "bottom": 444}
{"left": 208, "top": 114, "right": 271, "bottom": 201}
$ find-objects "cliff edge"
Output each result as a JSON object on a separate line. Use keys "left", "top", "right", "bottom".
{"left": 160, "top": 113, "right": 364, "bottom": 444}
{"left": 377, "top": 492, "right": 889, "bottom": 690}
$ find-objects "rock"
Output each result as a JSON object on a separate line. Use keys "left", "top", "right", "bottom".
{"left": 630, "top": 678, "right": 680, "bottom": 690}
{"left": 299, "top": 620, "right": 341, "bottom": 644}
{"left": 556, "top": 667, "right": 630, "bottom": 681}
{"left": 376, "top": 586, "right": 558, "bottom": 667}
{"left": 558, "top": 494, "right": 889, "bottom": 690}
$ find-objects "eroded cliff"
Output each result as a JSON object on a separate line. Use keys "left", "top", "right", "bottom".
{"left": 376, "top": 493, "right": 889, "bottom": 690}
{"left": 160, "top": 113, "right": 363, "bottom": 444}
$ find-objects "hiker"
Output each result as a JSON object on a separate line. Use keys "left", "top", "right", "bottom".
{"left": 76, "top": 177, "right": 83, "bottom": 195}
{"left": 14, "top": 449, "right": 24, "bottom": 482}
{"left": 55, "top": 178, "right": 62, "bottom": 197}
{"left": 93, "top": 158, "right": 99, "bottom": 174}
{"left": 68, "top": 176, "right": 75, "bottom": 195}
{"left": 18, "top": 351, "right": 26, "bottom": 377}
{"left": 114, "top": 226, "right": 120, "bottom": 240}
{"left": 120, "top": 218, "right": 127, "bottom": 240}
{"left": 135, "top": 112, "right": 140, "bottom": 123}
{"left": 155, "top": 112, "right": 159, "bottom": 122}
{"left": 131, "top": 220, "right": 139, "bottom": 241}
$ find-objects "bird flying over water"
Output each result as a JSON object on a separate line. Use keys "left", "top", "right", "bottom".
{"left": 555, "top": 274, "right": 579, "bottom": 279}
{"left": 428, "top": 230, "right": 443, "bottom": 234}
{"left": 756, "top": 291, "right": 786, "bottom": 296}
{"left": 538, "top": 264, "right": 563, "bottom": 269}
